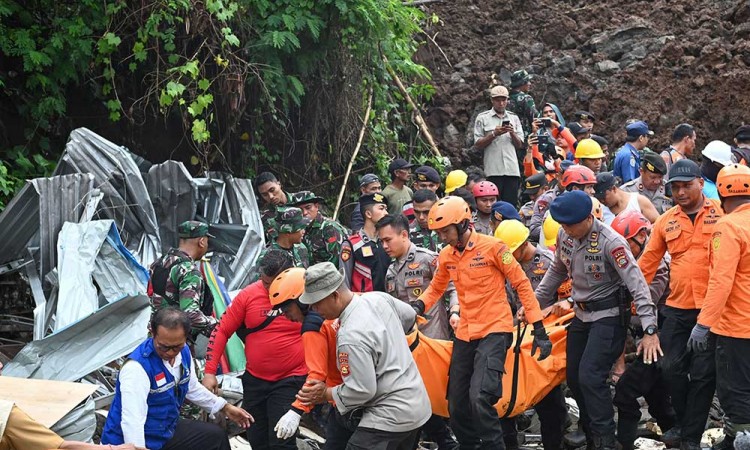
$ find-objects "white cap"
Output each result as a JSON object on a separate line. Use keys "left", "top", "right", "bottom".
{"left": 702, "top": 140, "right": 732, "bottom": 166}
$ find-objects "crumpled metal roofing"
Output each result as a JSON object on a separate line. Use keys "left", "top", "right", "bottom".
{"left": 2, "top": 294, "right": 151, "bottom": 381}
{"left": 54, "top": 128, "right": 161, "bottom": 266}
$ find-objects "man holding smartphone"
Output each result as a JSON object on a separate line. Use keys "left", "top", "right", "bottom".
{"left": 474, "top": 85, "right": 525, "bottom": 206}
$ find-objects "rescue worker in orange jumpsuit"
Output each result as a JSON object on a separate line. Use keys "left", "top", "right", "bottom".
{"left": 688, "top": 164, "right": 750, "bottom": 450}
{"left": 266, "top": 268, "right": 351, "bottom": 449}
{"left": 638, "top": 159, "right": 724, "bottom": 450}
{"left": 414, "top": 196, "right": 551, "bottom": 450}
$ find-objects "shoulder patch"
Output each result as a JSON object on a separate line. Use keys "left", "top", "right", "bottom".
{"left": 341, "top": 247, "right": 351, "bottom": 262}
{"left": 712, "top": 231, "right": 721, "bottom": 251}
{"left": 338, "top": 352, "right": 350, "bottom": 377}
{"left": 611, "top": 246, "right": 629, "bottom": 269}
{"left": 502, "top": 251, "right": 513, "bottom": 265}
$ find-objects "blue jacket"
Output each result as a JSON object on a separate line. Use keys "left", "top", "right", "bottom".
{"left": 101, "top": 339, "right": 191, "bottom": 450}
{"left": 703, "top": 177, "right": 719, "bottom": 199}
{"left": 613, "top": 143, "right": 640, "bottom": 183}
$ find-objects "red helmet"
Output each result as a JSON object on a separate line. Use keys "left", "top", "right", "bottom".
{"left": 611, "top": 210, "right": 652, "bottom": 240}
{"left": 561, "top": 165, "right": 597, "bottom": 188}
{"left": 472, "top": 181, "right": 499, "bottom": 198}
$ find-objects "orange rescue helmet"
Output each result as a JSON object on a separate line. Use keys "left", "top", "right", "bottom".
{"left": 611, "top": 210, "right": 652, "bottom": 240}
{"left": 269, "top": 267, "right": 306, "bottom": 307}
{"left": 717, "top": 163, "right": 750, "bottom": 198}
{"left": 428, "top": 196, "right": 472, "bottom": 230}
{"left": 561, "top": 165, "right": 597, "bottom": 188}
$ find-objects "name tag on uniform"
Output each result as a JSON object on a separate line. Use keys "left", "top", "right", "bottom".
{"left": 362, "top": 246, "right": 373, "bottom": 257}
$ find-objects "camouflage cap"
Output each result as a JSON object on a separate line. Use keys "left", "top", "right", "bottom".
{"left": 178, "top": 220, "right": 213, "bottom": 239}
{"left": 289, "top": 190, "right": 324, "bottom": 207}
{"left": 510, "top": 70, "right": 532, "bottom": 88}
{"left": 276, "top": 206, "right": 312, "bottom": 234}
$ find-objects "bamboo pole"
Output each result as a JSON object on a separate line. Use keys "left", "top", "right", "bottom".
{"left": 384, "top": 58, "right": 443, "bottom": 159}
{"left": 333, "top": 87, "right": 374, "bottom": 221}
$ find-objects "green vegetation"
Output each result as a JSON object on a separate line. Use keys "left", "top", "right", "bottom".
{"left": 0, "top": 0, "right": 441, "bottom": 210}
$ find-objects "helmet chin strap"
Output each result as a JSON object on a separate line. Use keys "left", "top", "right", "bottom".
{"left": 455, "top": 219, "right": 471, "bottom": 250}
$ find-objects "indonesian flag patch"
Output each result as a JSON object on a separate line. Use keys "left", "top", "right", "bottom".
{"left": 155, "top": 372, "right": 166, "bottom": 387}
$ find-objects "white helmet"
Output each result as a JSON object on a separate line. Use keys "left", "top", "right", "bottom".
{"left": 702, "top": 140, "right": 732, "bottom": 166}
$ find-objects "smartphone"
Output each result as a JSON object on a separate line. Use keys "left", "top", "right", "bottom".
{"left": 502, "top": 119, "right": 511, "bottom": 127}
{"left": 541, "top": 118, "right": 552, "bottom": 128}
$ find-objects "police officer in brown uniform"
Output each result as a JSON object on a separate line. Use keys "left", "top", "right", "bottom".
{"left": 620, "top": 151, "right": 673, "bottom": 214}
{"left": 377, "top": 214, "right": 459, "bottom": 340}
{"left": 534, "top": 191, "right": 662, "bottom": 450}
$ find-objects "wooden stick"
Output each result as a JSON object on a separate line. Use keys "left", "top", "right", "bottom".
{"left": 403, "top": 0, "right": 443, "bottom": 5}
{"left": 333, "top": 87, "right": 374, "bottom": 221}
{"left": 384, "top": 58, "right": 443, "bottom": 159}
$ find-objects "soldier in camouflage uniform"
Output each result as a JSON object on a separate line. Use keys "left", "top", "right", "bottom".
{"left": 410, "top": 189, "right": 442, "bottom": 252}
{"left": 148, "top": 220, "right": 217, "bottom": 341}
{"left": 255, "top": 171, "right": 293, "bottom": 243}
{"left": 255, "top": 207, "right": 311, "bottom": 275}
{"left": 148, "top": 220, "right": 218, "bottom": 419}
{"left": 507, "top": 69, "right": 538, "bottom": 137}
{"left": 289, "top": 190, "right": 350, "bottom": 267}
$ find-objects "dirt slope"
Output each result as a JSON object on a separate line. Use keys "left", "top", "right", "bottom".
{"left": 416, "top": 0, "right": 750, "bottom": 164}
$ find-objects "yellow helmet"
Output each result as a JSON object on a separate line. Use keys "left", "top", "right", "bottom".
{"left": 575, "top": 138, "right": 605, "bottom": 159}
{"left": 543, "top": 214, "right": 561, "bottom": 248}
{"left": 494, "top": 219, "right": 530, "bottom": 253}
{"left": 591, "top": 197, "right": 604, "bottom": 220}
{"left": 444, "top": 170, "right": 468, "bottom": 194}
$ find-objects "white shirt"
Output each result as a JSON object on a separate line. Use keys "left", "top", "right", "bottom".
{"left": 474, "top": 109, "right": 525, "bottom": 177}
{"left": 118, "top": 351, "right": 227, "bottom": 447}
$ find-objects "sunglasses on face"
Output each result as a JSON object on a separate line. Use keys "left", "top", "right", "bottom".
{"left": 155, "top": 342, "right": 185, "bottom": 353}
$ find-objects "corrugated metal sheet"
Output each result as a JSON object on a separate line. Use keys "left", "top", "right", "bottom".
{"left": 31, "top": 173, "right": 95, "bottom": 281}
{"left": 0, "top": 183, "right": 38, "bottom": 266}
{"left": 3, "top": 294, "right": 150, "bottom": 381}
{"left": 54, "top": 128, "right": 161, "bottom": 266}
{"left": 146, "top": 161, "right": 196, "bottom": 252}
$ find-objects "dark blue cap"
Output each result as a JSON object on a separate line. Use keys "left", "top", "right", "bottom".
{"left": 666, "top": 159, "right": 701, "bottom": 184}
{"left": 414, "top": 165, "right": 441, "bottom": 184}
{"left": 549, "top": 191, "right": 593, "bottom": 225}
{"left": 491, "top": 201, "right": 521, "bottom": 222}
{"left": 626, "top": 120, "right": 654, "bottom": 137}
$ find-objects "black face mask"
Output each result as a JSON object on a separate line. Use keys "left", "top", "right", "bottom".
{"left": 701, "top": 159, "right": 722, "bottom": 183}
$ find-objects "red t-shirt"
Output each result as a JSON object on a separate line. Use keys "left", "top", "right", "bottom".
{"left": 205, "top": 281, "right": 307, "bottom": 381}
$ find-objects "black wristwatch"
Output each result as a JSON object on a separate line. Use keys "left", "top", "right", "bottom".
{"left": 644, "top": 325, "right": 657, "bottom": 336}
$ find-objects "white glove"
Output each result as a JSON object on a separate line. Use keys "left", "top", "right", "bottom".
{"left": 274, "top": 410, "right": 301, "bottom": 440}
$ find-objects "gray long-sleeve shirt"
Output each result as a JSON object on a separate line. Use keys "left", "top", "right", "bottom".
{"left": 331, "top": 292, "right": 432, "bottom": 432}
{"left": 534, "top": 219, "right": 657, "bottom": 329}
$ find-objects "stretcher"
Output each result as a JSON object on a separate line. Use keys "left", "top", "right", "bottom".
{"left": 407, "top": 312, "right": 573, "bottom": 418}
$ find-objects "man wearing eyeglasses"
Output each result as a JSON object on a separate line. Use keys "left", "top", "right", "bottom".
{"left": 101, "top": 308, "right": 252, "bottom": 450}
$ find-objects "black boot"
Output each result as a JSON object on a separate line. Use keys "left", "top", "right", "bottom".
{"left": 592, "top": 435, "right": 616, "bottom": 450}
{"left": 661, "top": 427, "right": 681, "bottom": 448}
{"left": 564, "top": 429, "right": 588, "bottom": 448}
